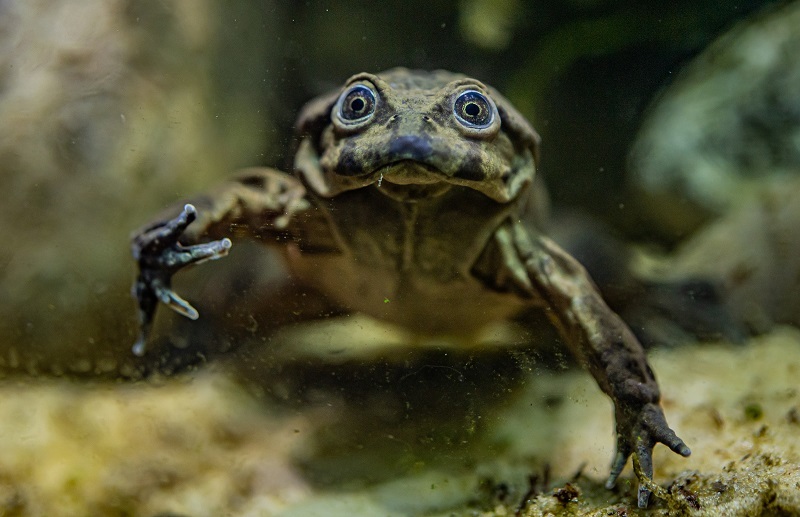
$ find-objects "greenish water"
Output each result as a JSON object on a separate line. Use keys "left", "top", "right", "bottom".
{"left": 0, "top": 1, "right": 797, "bottom": 516}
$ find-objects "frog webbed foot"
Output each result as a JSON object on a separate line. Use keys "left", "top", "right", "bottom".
{"left": 606, "top": 401, "right": 691, "bottom": 508}
{"left": 131, "top": 204, "right": 231, "bottom": 356}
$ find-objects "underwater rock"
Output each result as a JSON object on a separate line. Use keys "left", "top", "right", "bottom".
{"left": 664, "top": 179, "right": 800, "bottom": 332}
{"left": 628, "top": 2, "right": 800, "bottom": 239}
{"left": 0, "top": 0, "right": 277, "bottom": 375}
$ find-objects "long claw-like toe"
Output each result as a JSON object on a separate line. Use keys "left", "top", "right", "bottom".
{"left": 162, "top": 289, "right": 200, "bottom": 320}
{"left": 156, "top": 204, "right": 197, "bottom": 242}
{"left": 606, "top": 444, "right": 631, "bottom": 490}
{"left": 132, "top": 335, "right": 148, "bottom": 357}
{"left": 663, "top": 430, "right": 692, "bottom": 457}
{"left": 176, "top": 238, "right": 232, "bottom": 268}
{"left": 634, "top": 445, "right": 654, "bottom": 508}
{"left": 638, "top": 485, "right": 651, "bottom": 509}
{"left": 132, "top": 204, "right": 198, "bottom": 259}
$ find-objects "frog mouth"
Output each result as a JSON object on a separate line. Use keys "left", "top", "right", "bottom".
{"left": 375, "top": 160, "right": 442, "bottom": 183}
{"left": 373, "top": 161, "right": 452, "bottom": 200}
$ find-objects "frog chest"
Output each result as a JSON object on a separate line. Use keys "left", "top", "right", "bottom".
{"left": 284, "top": 187, "right": 519, "bottom": 329}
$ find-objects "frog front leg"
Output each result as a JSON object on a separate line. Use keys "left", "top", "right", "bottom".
{"left": 475, "top": 221, "right": 690, "bottom": 508}
{"left": 131, "top": 167, "right": 310, "bottom": 356}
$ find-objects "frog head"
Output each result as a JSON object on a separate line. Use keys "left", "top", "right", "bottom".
{"left": 294, "top": 68, "right": 540, "bottom": 203}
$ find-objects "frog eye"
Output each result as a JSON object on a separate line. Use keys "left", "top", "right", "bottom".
{"left": 453, "top": 90, "right": 495, "bottom": 129}
{"left": 336, "top": 84, "right": 377, "bottom": 124}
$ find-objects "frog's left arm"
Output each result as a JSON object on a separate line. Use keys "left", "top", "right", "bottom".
{"left": 130, "top": 167, "right": 310, "bottom": 355}
{"left": 474, "top": 220, "right": 691, "bottom": 508}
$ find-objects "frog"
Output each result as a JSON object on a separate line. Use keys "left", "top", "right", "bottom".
{"left": 130, "top": 67, "right": 690, "bottom": 508}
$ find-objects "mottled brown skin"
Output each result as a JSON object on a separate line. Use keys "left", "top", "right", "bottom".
{"left": 131, "top": 68, "right": 690, "bottom": 508}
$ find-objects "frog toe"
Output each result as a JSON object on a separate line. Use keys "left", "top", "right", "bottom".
{"left": 132, "top": 204, "right": 198, "bottom": 259}
{"left": 605, "top": 445, "right": 632, "bottom": 489}
{"left": 168, "top": 238, "right": 232, "bottom": 269}
{"left": 154, "top": 281, "right": 199, "bottom": 321}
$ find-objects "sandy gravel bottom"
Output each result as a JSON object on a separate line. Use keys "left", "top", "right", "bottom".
{"left": 0, "top": 325, "right": 798, "bottom": 516}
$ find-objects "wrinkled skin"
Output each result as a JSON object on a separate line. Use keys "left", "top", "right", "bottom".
{"left": 131, "top": 68, "right": 690, "bottom": 508}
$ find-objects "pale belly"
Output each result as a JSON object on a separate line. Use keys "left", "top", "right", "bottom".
{"left": 282, "top": 186, "right": 529, "bottom": 337}
{"left": 284, "top": 247, "right": 526, "bottom": 337}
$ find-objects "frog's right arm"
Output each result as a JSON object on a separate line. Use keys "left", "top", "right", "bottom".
{"left": 130, "top": 167, "right": 309, "bottom": 356}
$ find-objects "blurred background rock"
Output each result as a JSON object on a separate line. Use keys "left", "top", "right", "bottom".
{"left": 627, "top": 1, "right": 800, "bottom": 333}
{"left": 0, "top": 0, "right": 280, "bottom": 375}
{"left": 628, "top": 1, "right": 800, "bottom": 239}
{"left": 0, "top": 0, "right": 793, "bottom": 376}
